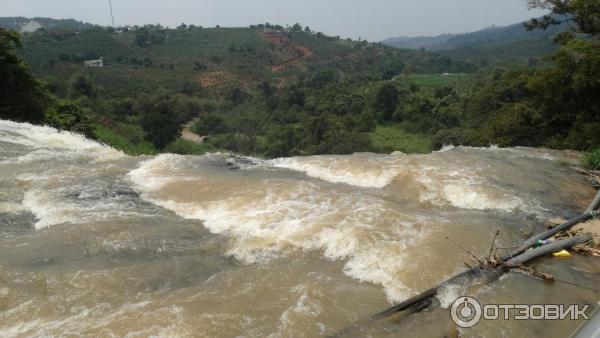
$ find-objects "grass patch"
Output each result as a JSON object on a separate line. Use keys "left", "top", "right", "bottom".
{"left": 164, "top": 138, "right": 214, "bottom": 155}
{"left": 93, "top": 124, "right": 157, "bottom": 155}
{"left": 370, "top": 124, "right": 433, "bottom": 154}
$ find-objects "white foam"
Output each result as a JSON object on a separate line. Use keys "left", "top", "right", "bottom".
{"left": 436, "top": 283, "right": 466, "bottom": 309}
{"left": 22, "top": 189, "right": 78, "bottom": 229}
{"left": 271, "top": 155, "right": 404, "bottom": 189}
{"left": 128, "top": 148, "right": 559, "bottom": 301}
{"left": 0, "top": 119, "right": 124, "bottom": 162}
{"left": 271, "top": 150, "right": 546, "bottom": 216}
{"left": 0, "top": 202, "right": 26, "bottom": 213}
{"left": 129, "top": 156, "right": 424, "bottom": 302}
{"left": 21, "top": 184, "right": 156, "bottom": 229}
{"left": 127, "top": 154, "right": 189, "bottom": 191}
{"left": 415, "top": 164, "right": 546, "bottom": 216}
{"left": 436, "top": 144, "right": 456, "bottom": 152}
{"left": 270, "top": 284, "right": 323, "bottom": 337}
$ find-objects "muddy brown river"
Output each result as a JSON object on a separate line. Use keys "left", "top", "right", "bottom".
{"left": 0, "top": 119, "right": 598, "bottom": 337}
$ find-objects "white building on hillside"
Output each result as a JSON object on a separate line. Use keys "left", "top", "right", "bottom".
{"left": 84, "top": 57, "right": 104, "bottom": 67}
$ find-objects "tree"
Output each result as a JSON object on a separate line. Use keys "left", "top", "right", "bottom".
{"left": 181, "top": 80, "right": 202, "bottom": 95}
{"left": 526, "top": 0, "right": 600, "bottom": 35}
{"left": 374, "top": 83, "right": 399, "bottom": 121}
{"left": 140, "top": 94, "right": 181, "bottom": 149}
{"left": 71, "top": 75, "right": 96, "bottom": 97}
{"left": 284, "top": 86, "right": 305, "bottom": 108}
{"left": 45, "top": 99, "right": 95, "bottom": 138}
{"left": 0, "top": 28, "right": 47, "bottom": 122}
{"left": 134, "top": 29, "right": 149, "bottom": 47}
{"left": 310, "top": 69, "right": 338, "bottom": 89}
{"left": 524, "top": 0, "right": 600, "bottom": 149}
{"left": 227, "top": 87, "right": 246, "bottom": 105}
{"left": 111, "top": 98, "right": 138, "bottom": 116}
{"left": 258, "top": 81, "right": 274, "bottom": 99}
{"left": 192, "top": 114, "right": 226, "bottom": 135}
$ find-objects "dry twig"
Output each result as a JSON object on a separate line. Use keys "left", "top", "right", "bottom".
{"left": 446, "top": 236, "right": 487, "bottom": 267}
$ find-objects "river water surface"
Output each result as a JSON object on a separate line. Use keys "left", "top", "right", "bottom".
{"left": 0, "top": 120, "right": 598, "bottom": 337}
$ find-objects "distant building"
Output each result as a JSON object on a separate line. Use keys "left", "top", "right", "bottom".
{"left": 84, "top": 57, "right": 104, "bottom": 67}
{"left": 441, "top": 73, "right": 453, "bottom": 77}
{"left": 20, "top": 20, "right": 42, "bottom": 33}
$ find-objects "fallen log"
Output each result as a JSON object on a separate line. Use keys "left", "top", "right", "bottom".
{"left": 369, "top": 235, "right": 591, "bottom": 322}
{"left": 587, "top": 189, "right": 600, "bottom": 213}
{"left": 498, "top": 212, "right": 593, "bottom": 261}
{"left": 499, "top": 190, "right": 600, "bottom": 261}
{"left": 502, "top": 235, "right": 592, "bottom": 269}
{"left": 369, "top": 270, "right": 477, "bottom": 321}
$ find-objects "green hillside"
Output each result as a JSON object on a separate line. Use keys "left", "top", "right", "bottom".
{"left": 0, "top": 21, "right": 473, "bottom": 156}
{"left": 437, "top": 37, "right": 559, "bottom": 67}
{"left": 16, "top": 24, "right": 469, "bottom": 98}
{"left": 383, "top": 16, "right": 568, "bottom": 66}
{"left": 383, "top": 16, "right": 567, "bottom": 51}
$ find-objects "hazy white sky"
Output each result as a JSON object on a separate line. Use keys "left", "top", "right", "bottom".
{"left": 3, "top": 0, "right": 547, "bottom": 40}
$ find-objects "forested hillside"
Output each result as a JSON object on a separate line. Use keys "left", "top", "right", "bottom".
{"left": 383, "top": 16, "right": 568, "bottom": 51}
{"left": 0, "top": 21, "right": 470, "bottom": 155}
{"left": 15, "top": 22, "right": 467, "bottom": 97}
{"left": 383, "top": 16, "right": 569, "bottom": 66}
{"left": 0, "top": 0, "right": 599, "bottom": 169}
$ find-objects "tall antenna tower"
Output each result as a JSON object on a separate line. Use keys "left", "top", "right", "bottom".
{"left": 108, "top": 0, "right": 116, "bottom": 29}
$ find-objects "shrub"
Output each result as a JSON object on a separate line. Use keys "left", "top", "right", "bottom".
{"left": 583, "top": 148, "right": 600, "bottom": 170}
{"left": 432, "top": 128, "right": 472, "bottom": 150}
{"left": 191, "top": 114, "right": 227, "bottom": 135}
{"left": 140, "top": 94, "right": 181, "bottom": 149}
{"left": 164, "top": 138, "right": 213, "bottom": 155}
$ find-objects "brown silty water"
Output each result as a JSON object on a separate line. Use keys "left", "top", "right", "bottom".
{"left": 0, "top": 119, "right": 598, "bottom": 337}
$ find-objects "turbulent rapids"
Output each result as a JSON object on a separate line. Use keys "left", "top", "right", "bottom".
{"left": 0, "top": 119, "right": 598, "bottom": 337}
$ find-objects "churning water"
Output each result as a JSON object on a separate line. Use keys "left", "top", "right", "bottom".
{"left": 0, "top": 119, "right": 598, "bottom": 337}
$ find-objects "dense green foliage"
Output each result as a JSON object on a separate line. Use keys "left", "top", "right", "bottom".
{"left": 188, "top": 70, "right": 467, "bottom": 157}
{"left": 2, "top": 22, "right": 470, "bottom": 156}
{"left": 1, "top": 2, "right": 599, "bottom": 162}
{"left": 0, "top": 29, "right": 47, "bottom": 123}
{"left": 0, "top": 28, "right": 95, "bottom": 137}
{"left": 584, "top": 148, "right": 600, "bottom": 170}
{"left": 139, "top": 93, "right": 181, "bottom": 148}
{"left": 442, "top": 0, "right": 600, "bottom": 154}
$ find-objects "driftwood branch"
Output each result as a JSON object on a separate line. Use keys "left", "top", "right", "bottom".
{"left": 446, "top": 236, "right": 486, "bottom": 267}
{"left": 488, "top": 230, "right": 500, "bottom": 262}
{"left": 368, "top": 235, "right": 590, "bottom": 323}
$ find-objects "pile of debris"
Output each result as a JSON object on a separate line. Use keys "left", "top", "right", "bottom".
{"left": 347, "top": 190, "right": 600, "bottom": 328}
{"left": 547, "top": 216, "right": 600, "bottom": 257}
